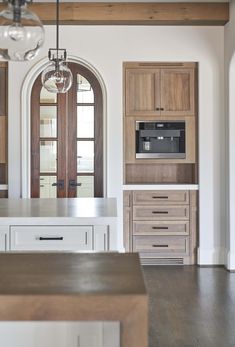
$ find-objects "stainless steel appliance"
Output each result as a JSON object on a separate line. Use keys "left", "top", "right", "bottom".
{"left": 136, "top": 121, "right": 185, "bottom": 159}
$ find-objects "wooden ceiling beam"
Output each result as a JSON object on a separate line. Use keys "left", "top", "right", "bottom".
{"left": 0, "top": 2, "right": 229, "bottom": 26}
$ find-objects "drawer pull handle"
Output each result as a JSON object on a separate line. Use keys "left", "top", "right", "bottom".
{"left": 152, "top": 244, "right": 169, "bottom": 248}
{"left": 152, "top": 211, "right": 169, "bottom": 214}
{"left": 152, "top": 226, "right": 169, "bottom": 230}
{"left": 152, "top": 196, "right": 168, "bottom": 199}
{"left": 38, "top": 237, "right": 64, "bottom": 241}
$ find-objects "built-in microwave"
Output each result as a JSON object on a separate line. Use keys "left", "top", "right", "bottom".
{"left": 136, "top": 121, "right": 185, "bottom": 159}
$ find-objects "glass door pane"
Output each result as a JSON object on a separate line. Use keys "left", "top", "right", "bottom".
{"left": 40, "top": 87, "right": 57, "bottom": 104}
{"left": 77, "top": 176, "right": 94, "bottom": 197}
{"left": 40, "top": 141, "right": 57, "bottom": 173}
{"left": 77, "top": 141, "right": 94, "bottom": 173}
{"left": 77, "top": 75, "right": 94, "bottom": 103}
{"left": 77, "top": 106, "right": 94, "bottom": 138}
{"left": 40, "top": 106, "right": 57, "bottom": 138}
{"left": 40, "top": 176, "right": 57, "bottom": 198}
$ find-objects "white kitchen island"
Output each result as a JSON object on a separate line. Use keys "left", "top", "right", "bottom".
{"left": 0, "top": 198, "right": 117, "bottom": 252}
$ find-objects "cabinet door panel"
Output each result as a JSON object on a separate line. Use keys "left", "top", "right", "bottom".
{"left": 161, "top": 68, "right": 195, "bottom": 116}
{"left": 133, "top": 205, "right": 189, "bottom": 220}
{"left": 0, "top": 116, "right": 6, "bottom": 164}
{"left": 125, "top": 69, "right": 160, "bottom": 116}
{"left": 133, "top": 235, "right": 189, "bottom": 255}
{"left": 133, "top": 221, "right": 189, "bottom": 236}
{"left": 133, "top": 190, "right": 189, "bottom": 205}
{"left": 94, "top": 225, "right": 109, "bottom": 251}
{"left": 10, "top": 226, "right": 93, "bottom": 251}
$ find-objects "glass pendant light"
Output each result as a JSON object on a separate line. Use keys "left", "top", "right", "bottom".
{"left": 41, "top": 0, "right": 72, "bottom": 93}
{"left": 0, "top": 0, "right": 44, "bottom": 61}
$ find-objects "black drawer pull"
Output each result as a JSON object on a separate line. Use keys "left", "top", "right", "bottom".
{"left": 152, "top": 196, "right": 168, "bottom": 199}
{"left": 39, "top": 237, "right": 64, "bottom": 241}
{"left": 152, "top": 244, "right": 169, "bottom": 248}
{"left": 152, "top": 226, "right": 169, "bottom": 230}
{"left": 152, "top": 211, "right": 169, "bottom": 214}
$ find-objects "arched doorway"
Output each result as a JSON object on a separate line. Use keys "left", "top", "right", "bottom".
{"left": 21, "top": 57, "right": 107, "bottom": 199}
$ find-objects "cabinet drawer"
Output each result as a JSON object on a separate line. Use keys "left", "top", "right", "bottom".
{"left": 133, "top": 235, "right": 189, "bottom": 255}
{"left": 133, "top": 190, "right": 189, "bottom": 205}
{"left": 133, "top": 205, "right": 189, "bottom": 220}
{"left": 133, "top": 221, "right": 189, "bottom": 235}
{"left": 10, "top": 226, "right": 92, "bottom": 251}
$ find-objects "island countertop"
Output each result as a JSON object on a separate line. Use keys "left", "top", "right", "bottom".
{"left": 0, "top": 198, "right": 117, "bottom": 219}
{"left": 0, "top": 198, "right": 118, "bottom": 252}
{"left": 0, "top": 253, "right": 148, "bottom": 347}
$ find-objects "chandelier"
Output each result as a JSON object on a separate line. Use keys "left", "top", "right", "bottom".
{"left": 41, "top": 0, "right": 72, "bottom": 93}
{"left": 0, "top": 0, "right": 44, "bottom": 61}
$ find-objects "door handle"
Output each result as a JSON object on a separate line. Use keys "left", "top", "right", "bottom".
{"left": 52, "top": 180, "right": 64, "bottom": 190}
{"left": 69, "top": 180, "right": 82, "bottom": 189}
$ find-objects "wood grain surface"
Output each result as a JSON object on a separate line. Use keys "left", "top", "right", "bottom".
{"left": 0, "top": 2, "right": 228, "bottom": 25}
{"left": 0, "top": 253, "right": 148, "bottom": 346}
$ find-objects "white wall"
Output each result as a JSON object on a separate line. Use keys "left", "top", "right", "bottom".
{"left": 8, "top": 25, "right": 225, "bottom": 260}
{"left": 225, "top": 1, "right": 235, "bottom": 270}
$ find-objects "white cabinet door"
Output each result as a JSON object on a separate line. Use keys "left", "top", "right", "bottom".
{"left": 0, "top": 232, "right": 5, "bottom": 251}
{"left": 10, "top": 226, "right": 92, "bottom": 251}
{"left": 94, "top": 225, "right": 109, "bottom": 251}
{"left": 0, "top": 226, "right": 7, "bottom": 251}
{"left": 0, "top": 322, "right": 120, "bottom": 347}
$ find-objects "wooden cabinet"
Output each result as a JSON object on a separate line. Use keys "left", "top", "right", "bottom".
{"left": 0, "top": 62, "right": 7, "bottom": 197}
{"left": 123, "top": 62, "right": 198, "bottom": 185}
{"left": 125, "top": 63, "right": 196, "bottom": 117}
{"left": 124, "top": 190, "right": 197, "bottom": 265}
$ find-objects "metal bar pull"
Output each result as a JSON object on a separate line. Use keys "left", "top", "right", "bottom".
{"left": 152, "top": 226, "right": 169, "bottom": 230}
{"left": 52, "top": 180, "right": 64, "bottom": 190}
{"left": 152, "top": 244, "right": 169, "bottom": 248}
{"left": 152, "top": 196, "right": 168, "bottom": 199}
{"left": 69, "top": 180, "right": 82, "bottom": 189}
{"left": 39, "top": 237, "right": 63, "bottom": 241}
{"left": 152, "top": 211, "right": 169, "bottom": 214}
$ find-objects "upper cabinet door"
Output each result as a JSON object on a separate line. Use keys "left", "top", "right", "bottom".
{"left": 124, "top": 64, "right": 196, "bottom": 117}
{"left": 125, "top": 69, "right": 161, "bottom": 116}
{"left": 160, "top": 68, "right": 195, "bottom": 116}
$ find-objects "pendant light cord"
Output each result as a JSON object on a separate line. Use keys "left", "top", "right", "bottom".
{"left": 56, "top": 0, "right": 59, "bottom": 53}
{"left": 56, "top": 0, "right": 59, "bottom": 67}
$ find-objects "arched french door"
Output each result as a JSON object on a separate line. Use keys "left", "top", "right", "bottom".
{"left": 30, "top": 62, "right": 103, "bottom": 198}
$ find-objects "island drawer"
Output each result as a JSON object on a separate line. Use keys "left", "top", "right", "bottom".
{"left": 133, "top": 221, "right": 189, "bottom": 235}
{"left": 133, "top": 190, "right": 189, "bottom": 205}
{"left": 133, "top": 205, "right": 189, "bottom": 220}
{"left": 133, "top": 235, "right": 189, "bottom": 255}
{"left": 10, "top": 226, "right": 92, "bottom": 251}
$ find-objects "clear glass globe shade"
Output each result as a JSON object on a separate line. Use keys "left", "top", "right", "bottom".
{"left": 41, "top": 62, "right": 73, "bottom": 93}
{"left": 0, "top": 4, "right": 44, "bottom": 61}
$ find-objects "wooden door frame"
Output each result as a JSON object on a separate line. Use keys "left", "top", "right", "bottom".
{"left": 21, "top": 56, "right": 107, "bottom": 198}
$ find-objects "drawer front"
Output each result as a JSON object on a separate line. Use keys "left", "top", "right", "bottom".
{"left": 133, "top": 190, "right": 189, "bottom": 205}
{"left": 133, "top": 221, "right": 189, "bottom": 235}
{"left": 133, "top": 235, "right": 189, "bottom": 255}
{"left": 10, "top": 226, "right": 92, "bottom": 251}
{"left": 133, "top": 206, "right": 189, "bottom": 220}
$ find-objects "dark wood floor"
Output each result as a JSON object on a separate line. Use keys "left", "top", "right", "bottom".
{"left": 143, "top": 266, "right": 235, "bottom": 347}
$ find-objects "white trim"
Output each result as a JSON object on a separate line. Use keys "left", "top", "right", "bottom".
{"left": 21, "top": 56, "right": 107, "bottom": 198}
{"left": 197, "top": 247, "right": 226, "bottom": 265}
{"left": 226, "top": 251, "right": 235, "bottom": 271}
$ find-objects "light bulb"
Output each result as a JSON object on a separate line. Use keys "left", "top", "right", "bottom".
{"left": 0, "top": 3, "right": 44, "bottom": 61}
{"left": 41, "top": 62, "right": 73, "bottom": 93}
{"left": 8, "top": 22, "right": 25, "bottom": 41}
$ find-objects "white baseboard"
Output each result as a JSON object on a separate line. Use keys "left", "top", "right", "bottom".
{"left": 226, "top": 251, "right": 235, "bottom": 271}
{"left": 197, "top": 247, "right": 225, "bottom": 265}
